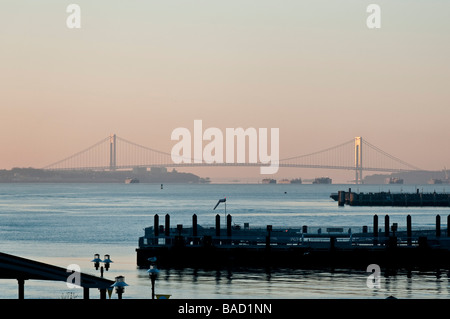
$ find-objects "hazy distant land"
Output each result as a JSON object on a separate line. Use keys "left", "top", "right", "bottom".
{"left": 0, "top": 167, "right": 447, "bottom": 185}
{"left": 0, "top": 167, "right": 210, "bottom": 184}
{"left": 363, "top": 170, "right": 449, "bottom": 185}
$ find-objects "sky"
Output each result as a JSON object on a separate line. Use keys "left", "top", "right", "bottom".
{"left": 1, "top": 1, "right": 449, "bottom": 182}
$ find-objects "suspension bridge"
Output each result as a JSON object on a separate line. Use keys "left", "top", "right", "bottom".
{"left": 42, "top": 135, "right": 421, "bottom": 184}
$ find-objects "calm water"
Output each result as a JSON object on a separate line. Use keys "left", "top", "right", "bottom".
{"left": 0, "top": 183, "right": 449, "bottom": 299}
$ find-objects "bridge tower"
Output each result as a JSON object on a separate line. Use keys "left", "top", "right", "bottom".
{"left": 355, "top": 137, "right": 363, "bottom": 184}
{"left": 110, "top": 134, "right": 116, "bottom": 171}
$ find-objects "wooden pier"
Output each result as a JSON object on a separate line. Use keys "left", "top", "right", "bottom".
{"left": 136, "top": 214, "right": 450, "bottom": 270}
{"left": 0, "top": 252, "right": 115, "bottom": 299}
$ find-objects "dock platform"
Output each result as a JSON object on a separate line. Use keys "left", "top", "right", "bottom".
{"left": 136, "top": 214, "right": 450, "bottom": 270}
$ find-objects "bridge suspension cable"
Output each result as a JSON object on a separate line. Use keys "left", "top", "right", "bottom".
{"left": 279, "top": 139, "right": 355, "bottom": 169}
{"left": 42, "top": 134, "right": 422, "bottom": 176}
{"left": 43, "top": 136, "right": 111, "bottom": 170}
{"left": 362, "top": 140, "right": 421, "bottom": 171}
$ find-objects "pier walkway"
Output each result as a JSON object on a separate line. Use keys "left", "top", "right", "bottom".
{"left": 0, "top": 252, "right": 115, "bottom": 299}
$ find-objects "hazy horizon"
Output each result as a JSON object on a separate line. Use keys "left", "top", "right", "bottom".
{"left": 1, "top": 1, "right": 449, "bottom": 182}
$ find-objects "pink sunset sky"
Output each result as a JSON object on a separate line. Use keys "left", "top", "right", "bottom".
{"left": 1, "top": 1, "right": 449, "bottom": 182}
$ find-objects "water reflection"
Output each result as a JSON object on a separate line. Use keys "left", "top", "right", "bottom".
{"left": 135, "top": 266, "right": 449, "bottom": 299}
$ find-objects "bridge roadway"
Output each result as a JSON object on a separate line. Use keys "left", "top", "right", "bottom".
{"left": 46, "top": 162, "right": 416, "bottom": 173}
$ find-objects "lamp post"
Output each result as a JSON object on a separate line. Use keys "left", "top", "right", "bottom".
{"left": 91, "top": 253, "right": 113, "bottom": 278}
{"left": 147, "top": 257, "right": 160, "bottom": 299}
{"left": 103, "top": 254, "right": 113, "bottom": 271}
{"left": 92, "top": 254, "right": 102, "bottom": 270}
{"left": 91, "top": 253, "right": 114, "bottom": 299}
{"left": 111, "top": 276, "right": 129, "bottom": 299}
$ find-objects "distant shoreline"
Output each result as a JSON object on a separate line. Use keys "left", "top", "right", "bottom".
{"left": 0, "top": 167, "right": 210, "bottom": 184}
{"left": 1, "top": 167, "right": 448, "bottom": 185}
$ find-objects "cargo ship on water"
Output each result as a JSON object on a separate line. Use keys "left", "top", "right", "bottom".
{"left": 261, "top": 178, "right": 276, "bottom": 184}
{"left": 313, "top": 177, "right": 332, "bottom": 184}
{"left": 331, "top": 188, "right": 450, "bottom": 207}
{"left": 387, "top": 177, "right": 403, "bottom": 184}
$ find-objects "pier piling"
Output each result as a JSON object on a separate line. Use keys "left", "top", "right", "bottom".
{"left": 266, "top": 225, "right": 272, "bottom": 249}
{"left": 192, "top": 214, "right": 198, "bottom": 244}
{"left": 83, "top": 287, "right": 89, "bottom": 300}
{"left": 384, "top": 215, "right": 390, "bottom": 237}
{"left": 154, "top": 214, "right": 159, "bottom": 237}
{"left": 18, "top": 278, "right": 24, "bottom": 300}
{"left": 227, "top": 214, "right": 232, "bottom": 237}
{"left": 407, "top": 215, "right": 412, "bottom": 246}
{"left": 215, "top": 214, "right": 220, "bottom": 236}
{"left": 436, "top": 215, "right": 441, "bottom": 237}
{"left": 338, "top": 191, "right": 345, "bottom": 206}
{"left": 192, "top": 214, "right": 198, "bottom": 237}
{"left": 165, "top": 214, "right": 170, "bottom": 236}
{"left": 373, "top": 214, "right": 378, "bottom": 245}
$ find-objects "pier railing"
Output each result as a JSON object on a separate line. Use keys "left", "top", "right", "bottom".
{"left": 139, "top": 227, "right": 448, "bottom": 250}
{"left": 138, "top": 213, "right": 450, "bottom": 251}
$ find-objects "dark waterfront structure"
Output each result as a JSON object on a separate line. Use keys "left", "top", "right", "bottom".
{"left": 0, "top": 252, "right": 115, "bottom": 299}
{"left": 332, "top": 188, "right": 450, "bottom": 207}
{"left": 136, "top": 214, "right": 450, "bottom": 270}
